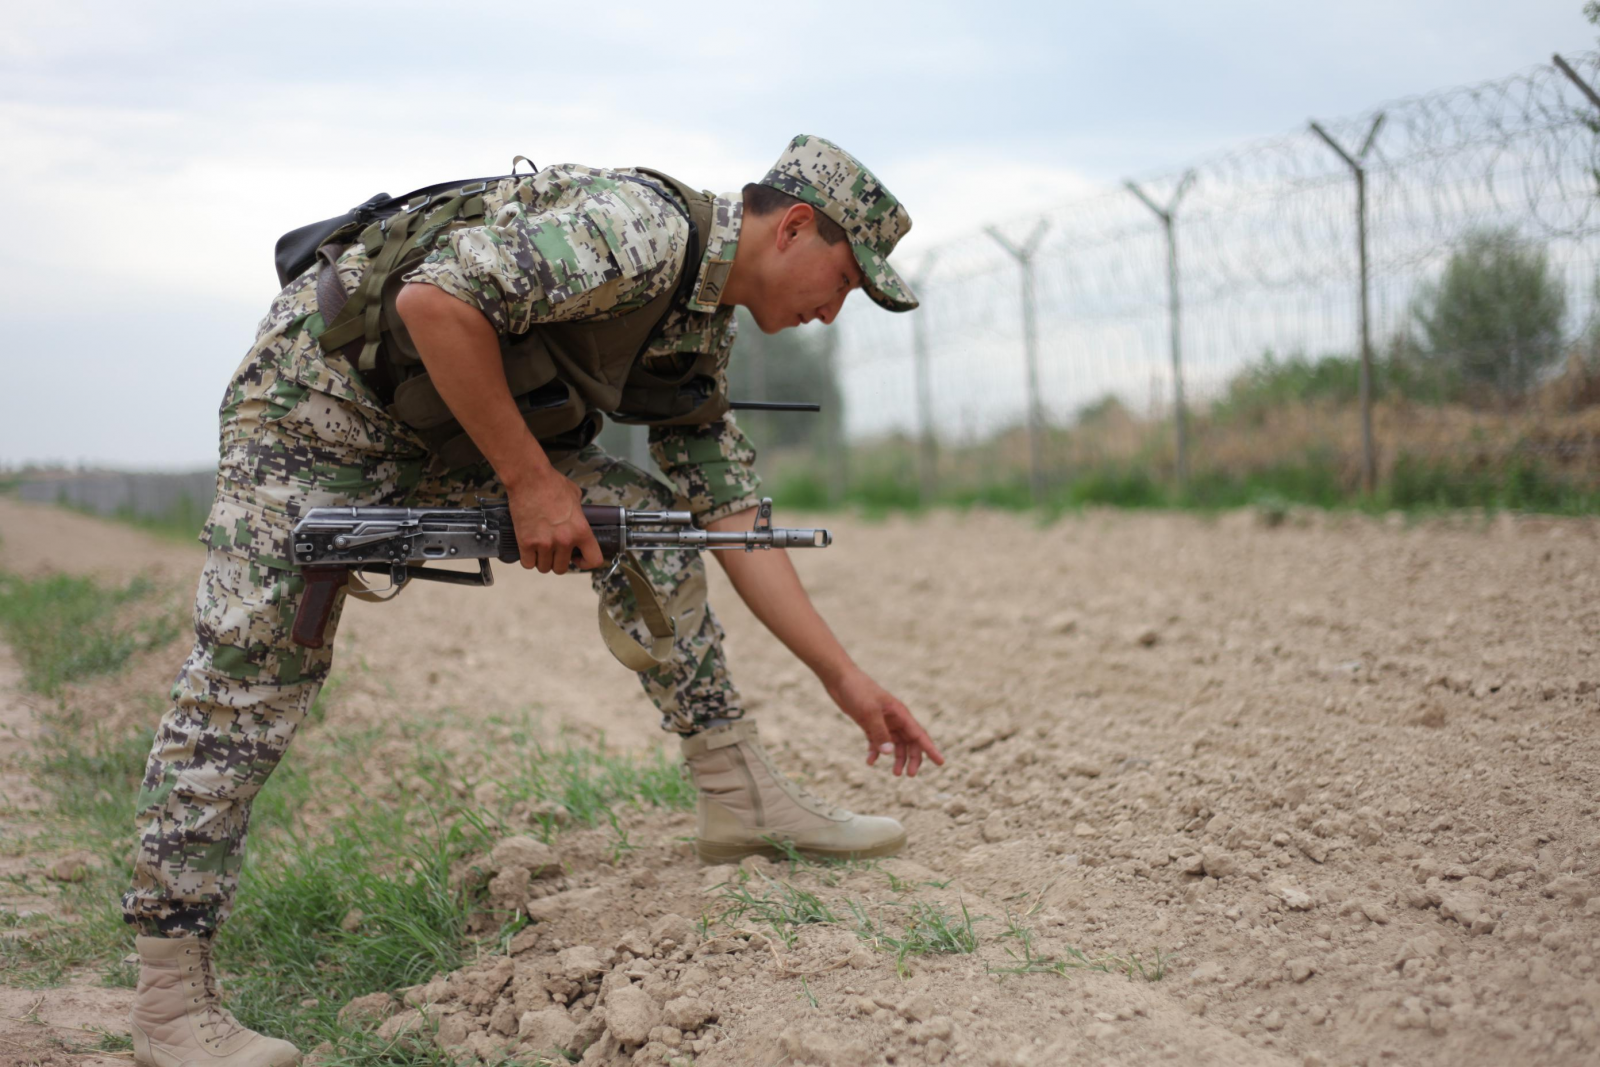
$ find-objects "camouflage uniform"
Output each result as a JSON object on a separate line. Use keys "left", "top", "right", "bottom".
{"left": 123, "top": 136, "right": 922, "bottom": 938}
{"left": 123, "top": 166, "right": 760, "bottom": 937}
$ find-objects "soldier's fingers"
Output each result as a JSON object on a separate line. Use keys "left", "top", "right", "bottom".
{"left": 576, "top": 531, "right": 605, "bottom": 571}
{"left": 551, "top": 537, "right": 572, "bottom": 576}
{"left": 892, "top": 741, "right": 907, "bottom": 776}
{"left": 908, "top": 746, "right": 924, "bottom": 777}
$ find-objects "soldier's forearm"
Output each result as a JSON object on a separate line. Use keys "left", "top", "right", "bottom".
{"left": 394, "top": 282, "right": 554, "bottom": 489}
{"left": 708, "top": 508, "right": 856, "bottom": 687}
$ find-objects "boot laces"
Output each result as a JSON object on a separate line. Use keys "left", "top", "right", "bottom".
{"left": 745, "top": 737, "right": 845, "bottom": 819}
{"left": 193, "top": 940, "right": 245, "bottom": 1044}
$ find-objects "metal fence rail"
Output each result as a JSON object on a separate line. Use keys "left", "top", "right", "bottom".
{"left": 813, "top": 51, "right": 1600, "bottom": 508}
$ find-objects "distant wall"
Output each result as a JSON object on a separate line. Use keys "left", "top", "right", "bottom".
{"left": 15, "top": 470, "right": 216, "bottom": 519}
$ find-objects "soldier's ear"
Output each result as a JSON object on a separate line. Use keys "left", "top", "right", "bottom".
{"left": 775, "top": 202, "right": 816, "bottom": 252}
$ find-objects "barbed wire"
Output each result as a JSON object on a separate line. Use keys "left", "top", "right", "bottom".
{"left": 833, "top": 50, "right": 1600, "bottom": 443}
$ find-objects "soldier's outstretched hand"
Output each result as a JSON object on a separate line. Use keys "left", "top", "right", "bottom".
{"left": 508, "top": 469, "right": 605, "bottom": 574}
{"left": 826, "top": 668, "right": 945, "bottom": 777}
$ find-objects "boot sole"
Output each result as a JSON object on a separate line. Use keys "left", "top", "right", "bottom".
{"left": 696, "top": 832, "right": 907, "bottom": 865}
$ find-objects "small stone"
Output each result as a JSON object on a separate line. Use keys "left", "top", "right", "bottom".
{"left": 1288, "top": 959, "right": 1316, "bottom": 983}
{"left": 558, "top": 945, "right": 606, "bottom": 981}
{"left": 526, "top": 886, "right": 601, "bottom": 923}
{"left": 1185, "top": 994, "right": 1207, "bottom": 1015}
{"left": 1272, "top": 883, "right": 1314, "bottom": 910}
{"left": 1294, "top": 834, "right": 1328, "bottom": 864}
{"left": 432, "top": 1012, "right": 471, "bottom": 1051}
{"left": 337, "top": 992, "right": 397, "bottom": 1028}
{"left": 981, "top": 813, "right": 1009, "bottom": 843}
{"left": 739, "top": 854, "right": 775, "bottom": 876}
{"left": 518, "top": 1007, "right": 578, "bottom": 1052}
{"left": 488, "top": 866, "right": 532, "bottom": 906}
{"left": 1073, "top": 822, "right": 1098, "bottom": 838}
{"left": 1178, "top": 854, "right": 1205, "bottom": 876}
{"left": 649, "top": 913, "right": 700, "bottom": 952}
{"left": 899, "top": 993, "right": 938, "bottom": 1022}
{"left": 339, "top": 909, "right": 366, "bottom": 933}
{"left": 700, "top": 864, "right": 738, "bottom": 890}
{"left": 613, "top": 930, "right": 651, "bottom": 959}
{"left": 1201, "top": 846, "right": 1237, "bottom": 879}
{"left": 1262, "top": 1010, "right": 1285, "bottom": 1031}
{"left": 1545, "top": 874, "right": 1591, "bottom": 906}
{"left": 1438, "top": 891, "right": 1494, "bottom": 933}
{"left": 1134, "top": 626, "right": 1160, "bottom": 647}
{"left": 662, "top": 996, "right": 715, "bottom": 1031}
{"left": 376, "top": 1010, "right": 425, "bottom": 1050}
{"left": 1360, "top": 902, "right": 1390, "bottom": 924}
{"left": 778, "top": 1026, "right": 869, "bottom": 1066}
{"left": 1392, "top": 932, "right": 1448, "bottom": 968}
{"left": 1047, "top": 612, "right": 1079, "bottom": 635}
{"left": 489, "top": 835, "right": 558, "bottom": 877}
{"left": 605, "top": 984, "right": 660, "bottom": 1046}
{"left": 695, "top": 935, "right": 744, "bottom": 956}
{"left": 524, "top": 799, "right": 572, "bottom": 827}
{"left": 46, "top": 854, "right": 91, "bottom": 882}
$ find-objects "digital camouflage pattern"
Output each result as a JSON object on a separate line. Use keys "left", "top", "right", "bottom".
{"left": 123, "top": 167, "right": 762, "bottom": 937}
{"left": 403, "top": 165, "right": 695, "bottom": 336}
{"left": 759, "top": 134, "right": 918, "bottom": 312}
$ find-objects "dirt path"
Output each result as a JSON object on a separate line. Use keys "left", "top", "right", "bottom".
{"left": 2, "top": 498, "right": 1597, "bottom": 1065}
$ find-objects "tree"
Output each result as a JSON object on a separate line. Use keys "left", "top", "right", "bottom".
{"left": 1410, "top": 227, "right": 1567, "bottom": 403}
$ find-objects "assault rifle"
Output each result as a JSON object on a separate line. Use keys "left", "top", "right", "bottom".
{"left": 287, "top": 498, "right": 829, "bottom": 649}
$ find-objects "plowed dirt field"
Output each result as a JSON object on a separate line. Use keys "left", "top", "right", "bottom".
{"left": 3, "top": 497, "right": 1598, "bottom": 1066}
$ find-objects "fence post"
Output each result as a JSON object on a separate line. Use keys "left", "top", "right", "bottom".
{"left": 911, "top": 253, "right": 939, "bottom": 505}
{"left": 819, "top": 330, "right": 847, "bottom": 504}
{"left": 1125, "top": 171, "right": 1196, "bottom": 491}
{"left": 986, "top": 221, "right": 1051, "bottom": 504}
{"left": 1553, "top": 53, "right": 1600, "bottom": 111}
{"left": 1310, "top": 113, "right": 1385, "bottom": 497}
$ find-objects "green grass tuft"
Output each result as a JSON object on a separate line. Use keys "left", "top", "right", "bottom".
{"left": 0, "top": 570, "right": 180, "bottom": 695}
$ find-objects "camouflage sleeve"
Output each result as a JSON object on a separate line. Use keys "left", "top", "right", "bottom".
{"left": 403, "top": 181, "right": 689, "bottom": 335}
{"left": 649, "top": 413, "right": 763, "bottom": 525}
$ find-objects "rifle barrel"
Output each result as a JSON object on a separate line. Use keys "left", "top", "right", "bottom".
{"left": 728, "top": 401, "right": 821, "bottom": 412}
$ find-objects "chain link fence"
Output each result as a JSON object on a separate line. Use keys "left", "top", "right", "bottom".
{"left": 758, "top": 51, "right": 1600, "bottom": 513}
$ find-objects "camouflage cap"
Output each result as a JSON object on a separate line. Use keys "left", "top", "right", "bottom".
{"left": 759, "top": 134, "right": 917, "bottom": 312}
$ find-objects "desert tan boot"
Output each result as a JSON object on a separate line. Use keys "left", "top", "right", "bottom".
{"left": 681, "top": 719, "right": 907, "bottom": 863}
{"left": 130, "top": 935, "right": 300, "bottom": 1067}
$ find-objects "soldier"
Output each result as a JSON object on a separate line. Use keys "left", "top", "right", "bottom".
{"left": 122, "top": 135, "right": 944, "bottom": 1067}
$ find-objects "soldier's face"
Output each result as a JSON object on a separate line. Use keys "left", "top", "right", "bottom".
{"left": 749, "top": 208, "right": 863, "bottom": 334}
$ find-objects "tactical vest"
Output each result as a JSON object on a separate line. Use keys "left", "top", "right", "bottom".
{"left": 311, "top": 169, "right": 729, "bottom": 469}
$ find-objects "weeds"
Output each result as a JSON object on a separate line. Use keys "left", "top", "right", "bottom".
{"left": 0, "top": 570, "right": 180, "bottom": 695}
{"left": 493, "top": 734, "right": 694, "bottom": 829}
{"left": 849, "top": 897, "right": 984, "bottom": 976}
{"left": 717, "top": 872, "right": 839, "bottom": 932}
{"left": 986, "top": 908, "right": 1167, "bottom": 983}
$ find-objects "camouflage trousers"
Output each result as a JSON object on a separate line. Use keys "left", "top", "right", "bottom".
{"left": 122, "top": 380, "right": 745, "bottom": 937}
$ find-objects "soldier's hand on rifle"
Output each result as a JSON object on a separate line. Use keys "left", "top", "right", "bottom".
{"left": 826, "top": 668, "right": 945, "bottom": 777}
{"left": 508, "top": 469, "right": 605, "bottom": 575}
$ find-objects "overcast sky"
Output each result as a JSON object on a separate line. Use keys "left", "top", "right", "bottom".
{"left": 1, "top": 0, "right": 1592, "bottom": 469}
